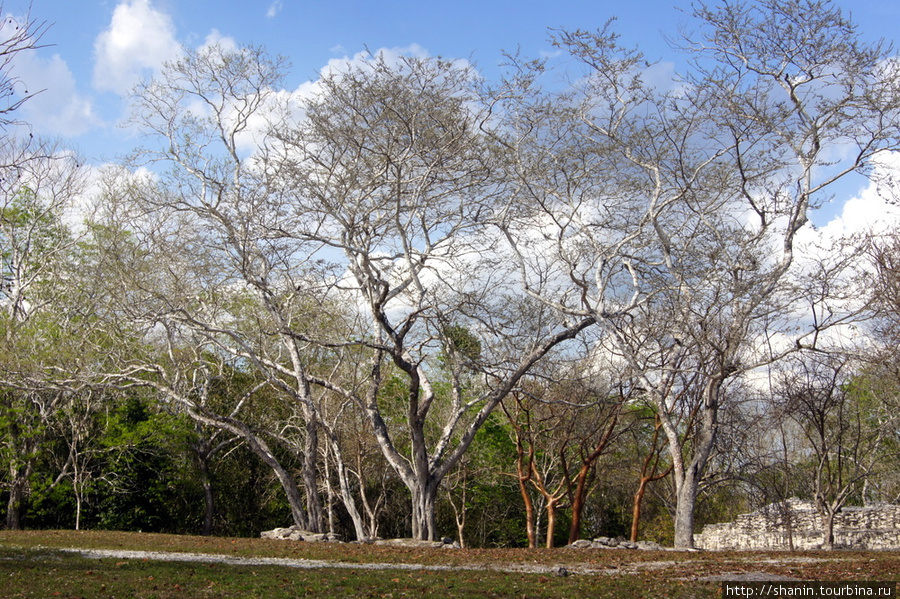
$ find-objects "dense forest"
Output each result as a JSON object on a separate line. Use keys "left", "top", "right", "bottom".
{"left": 3, "top": 0, "right": 900, "bottom": 550}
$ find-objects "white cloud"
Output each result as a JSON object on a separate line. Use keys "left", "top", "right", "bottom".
{"left": 93, "top": 0, "right": 182, "bottom": 95}
{"left": 0, "top": 15, "right": 97, "bottom": 137}
{"left": 6, "top": 41, "right": 98, "bottom": 137}
{"left": 266, "top": 1, "right": 284, "bottom": 19}
{"left": 200, "top": 29, "right": 239, "bottom": 54}
{"left": 802, "top": 153, "right": 900, "bottom": 244}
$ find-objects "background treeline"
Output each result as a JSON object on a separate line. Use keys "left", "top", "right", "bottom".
{"left": 3, "top": 0, "right": 900, "bottom": 549}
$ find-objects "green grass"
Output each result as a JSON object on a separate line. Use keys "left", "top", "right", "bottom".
{"left": 1, "top": 531, "right": 899, "bottom": 598}
{"left": 0, "top": 548, "right": 717, "bottom": 598}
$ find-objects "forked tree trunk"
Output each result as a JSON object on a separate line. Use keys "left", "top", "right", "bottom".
{"left": 409, "top": 479, "right": 439, "bottom": 541}
{"left": 325, "top": 428, "right": 369, "bottom": 541}
{"left": 516, "top": 456, "right": 537, "bottom": 548}
{"left": 664, "top": 378, "right": 721, "bottom": 550}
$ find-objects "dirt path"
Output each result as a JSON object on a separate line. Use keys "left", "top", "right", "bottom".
{"left": 60, "top": 547, "right": 839, "bottom": 580}
{"left": 61, "top": 548, "right": 591, "bottom": 576}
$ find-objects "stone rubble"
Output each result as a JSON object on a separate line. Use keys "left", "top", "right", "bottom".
{"left": 568, "top": 536, "right": 666, "bottom": 551}
{"left": 260, "top": 526, "right": 343, "bottom": 542}
{"left": 259, "top": 526, "right": 460, "bottom": 548}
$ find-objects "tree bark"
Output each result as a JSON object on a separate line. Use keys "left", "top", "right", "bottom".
{"left": 664, "top": 377, "right": 721, "bottom": 550}
{"left": 5, "top": 455, "right": 32, "bottom": 530}
{"left": 567, "top": 465, "right": 591, "bottom": 545}
{"left": 630, "top": 478, "right": 649, "bottom": 543}
{"left": 630, "top": 418, "right": 671, "bottom": 542}
{"left": 409, "top": 478, "right": 439, "bottom": 541}
{"left": 243, "top": 435, "right": 308, "bottom": 530}
{"left": 515, "top": 443, "right": 537, "bottom": 548}
{"left": 545, "top": 498, "right": 559, "bottom": 548}
{"left": 5, "top": 475, "right": 26, "bottom": 530}
{"left": 673, "top": 471, "right": 700, "bottom": 550}
{"left": 198, "top": 452, "right": 214, "bottom": 536}
{"left": 302, "top": 413, "right": 323, "bottom": 533}
{"left": 822, "top": 509, "right": 836, "bottom": 550}
{"left": 324, "top": 427, "right": 369, "bottom": 541}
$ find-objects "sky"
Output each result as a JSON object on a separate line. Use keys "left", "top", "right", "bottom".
{"left": 5, "top": 0, "right": 900, "bottom": 229}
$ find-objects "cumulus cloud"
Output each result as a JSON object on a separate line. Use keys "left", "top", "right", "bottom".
{"left": 801, "top": 153, "right": 900, "bottom": 246}
{"left": 0, "top": 15, "right": 96, "bottom": 137}
{"left": 7, "top": 46, "right": 98, "bottom": 137}
{"left": 93, "top": 0, "right": 182, "bottom": 95}
{"left": 200, "top": 29, "right": 239, "bottom": 54}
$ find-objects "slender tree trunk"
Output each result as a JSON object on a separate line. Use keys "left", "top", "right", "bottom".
{"left": 326, "top": 429, "right": 368, "bottom": 541}
{"left": 73, "top": 458, "right": 82, "bottom": 531}
{"left": 630, "top": 419, "right": 671, "bottom": 543}
{"left": 198, "top": 456, "right": 214, "bottom": 536}
{"left": 568, "top": 466, "right": 591, "bottom": 545}
{"left": 302, "top": 413, "right": 324, "bottom": 533}
{"left": 783, "top": 498, "right": 795, "bottom": 551}
{"left": 568, "top": 411, "right": 620, "bottom": 545}
{"left": 446, "top": 464, "right": 468, "bottom": 548}
{"left": 630, "top": 466, "right": 672, "bottom": 543}
{"left": 631, "top": 477, "right": 650, "bottom": 543}
{"left": 545, "top": 498, "right": 558, "bottom": 548}
{"left": 452, "top": 504, "right": 466, "bottom": 549}
{"left": 245, "top": 437, "right": 308, "bottom": 530}
{"left": 823, "top": 510, "right": 836, "bottom": 550}
{"left": 516, "top": 461, "right": 537, "bottom": 548}
{"left": 506, "top": 398, "right": 537, "bottom": 548}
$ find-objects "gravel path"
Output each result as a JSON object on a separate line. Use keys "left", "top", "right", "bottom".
{"left": 60, "top": 548, "right": 587, "bottom": 576}
{"left": 58, "top": 547, "right": 841, "bottom": 580}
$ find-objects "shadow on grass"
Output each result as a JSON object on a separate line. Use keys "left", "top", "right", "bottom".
{"left": 0, "top": 546, "right": 719, "bottom": 599}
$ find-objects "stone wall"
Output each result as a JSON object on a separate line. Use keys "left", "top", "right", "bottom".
{"left": 695, "top": 498, "right": 900, "bottom": 551}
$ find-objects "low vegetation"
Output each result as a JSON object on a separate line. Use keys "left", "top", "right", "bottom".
{"left": 2, "top": 531, "right": 900, "bottom": 598}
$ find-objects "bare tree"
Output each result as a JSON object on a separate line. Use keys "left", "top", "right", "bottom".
{"left": 494, "top": 0, "right": 900, "bottom": 548}
{"left": 0, "top": 3, "right": 50, "bottom": 128}
{"left": 101, "top": 44, "right": 339, "bottom": 533}
{"left": 502, "top": 378, "right": 625, "bottom": 548}
{"left": 775, "top": 352, "right": 896, "bottom": 550}
{"left": 627, "top": 409, "right": 672, "bottom": 543}
{"left": 268, "top": 52, "right": 595, "bottom": 540}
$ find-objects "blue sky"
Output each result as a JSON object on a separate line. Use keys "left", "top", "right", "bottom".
{"left": 8, "top": 0, "right": 900, "bottom": 163}
{"left": 5, "top": 0, "right": 900, "bottom": 232}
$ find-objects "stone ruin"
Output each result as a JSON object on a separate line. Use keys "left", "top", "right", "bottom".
{"left": 695, "top": 498, "right": 900, "bottom": 550}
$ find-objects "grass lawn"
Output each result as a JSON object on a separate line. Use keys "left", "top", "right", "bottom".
{"left": 0, "top": 530, "right": 898, "bottom": 598}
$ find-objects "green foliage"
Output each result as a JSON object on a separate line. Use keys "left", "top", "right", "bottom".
{"left": 441, "top": 324, "right": 482, "bottom": 364}
{"left": 437, "top": 415, "right": 527, "bottom": 547}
